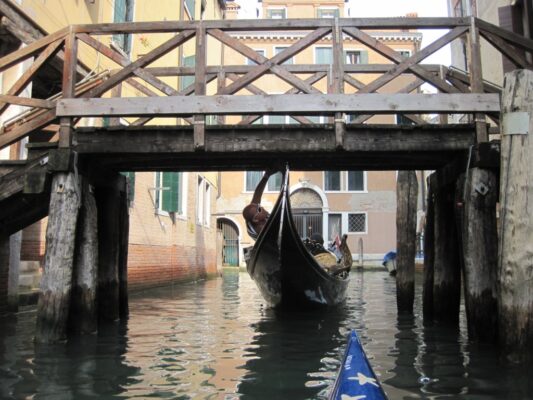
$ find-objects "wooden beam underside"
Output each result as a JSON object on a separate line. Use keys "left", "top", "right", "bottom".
{"left": 74, "top": 124, "right": 475, "bottom": 171}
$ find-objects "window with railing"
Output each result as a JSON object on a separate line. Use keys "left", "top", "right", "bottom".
{"left": 348, "top": 213, "right": 367, "bottom": 233}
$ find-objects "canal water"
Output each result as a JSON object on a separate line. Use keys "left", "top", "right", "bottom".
{"left": 1, "top": 269, "right": 531, "bottom": 399}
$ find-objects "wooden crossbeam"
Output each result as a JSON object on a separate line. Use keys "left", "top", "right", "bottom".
{"left": 480, "top": 30, "right": 533, "bottom": 70}
{"left": 77, "top": 33, "right": 181, "bottom": 97}
{"left": 210, "top": 28, "right": 329, "bottom": 95}
{"left": 57, "top": 93, "right": 500, "bottom": 117}
{"left": 343, "top": 26, "right": 467, "bottom": 94}
{"left": 0, "top": 39, "right": 63, "bottom": 114}
{"left": 82, "top": 29, "right": 195, "bottom": 99}
{"left": 0, "top": 95, "right": 54, "bottom": 109}
{"left": 476, "top": 18, "right": 533, "bottom": 53}
{"left": 0, "top": 27, "right": 68, "bottom": 73}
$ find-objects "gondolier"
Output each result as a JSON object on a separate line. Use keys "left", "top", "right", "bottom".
{"left": 242, "top": 169, "right": 277, "bottom": 240}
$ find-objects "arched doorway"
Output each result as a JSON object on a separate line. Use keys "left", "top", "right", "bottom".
{"left": 290, "top": 187, "right": 324, "bottom": 240}
{"left": 216, "top": 218, "right": 240, "bottom": 266}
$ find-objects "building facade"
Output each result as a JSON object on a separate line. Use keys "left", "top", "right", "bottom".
{"left": 215, "top": 0, "right": 422, "bottom": 266}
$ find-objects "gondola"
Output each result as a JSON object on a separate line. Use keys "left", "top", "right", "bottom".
{"left": 245, "top": 167, "right": 349, "bottom": 308}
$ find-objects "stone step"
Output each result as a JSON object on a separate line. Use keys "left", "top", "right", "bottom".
{"left": 19, "top": 260, "right": 40, "bottom": 273}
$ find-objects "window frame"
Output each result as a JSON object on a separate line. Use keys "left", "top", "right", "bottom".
{"left": 244, "top": 171, "right": 283, "bottom": 194}
{"left": 266, "top": 7, "right": 287, "bottom": 19}
{"left": 317, "top": 7, "right": 340, "bottom": 19}
{"left": 346, "top": 212, "right": 368, "bottom": 234}
{"left": 323, "top": 171, "right": 367, "bottom": 193}
{"left": 314, "top": 46, "right": 333, "bottom": 65}
{"left": 154, "top": 171, "right": 188, "bottom": 218}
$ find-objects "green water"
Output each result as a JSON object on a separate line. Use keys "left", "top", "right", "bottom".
{"left": 0, "top": 269, "right": 531, "bottom": 399}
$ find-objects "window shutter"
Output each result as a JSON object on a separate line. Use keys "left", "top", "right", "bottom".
{"left": 316, "top": 47, "right": 333, "bottom": 64}
{"left": 120, "top": 172, "right": 135, "bottom": 205}
{"left": 360, "top": 50, "right": 368, "bottom": 64}
{"left": 181, "top": 55, "right": 196, "bottom": 89}
{"left": 185, "top": 0, "right": 196, "bottom": 19}
{"left": 162, "top": 172, "right": 179, "bottom": 212}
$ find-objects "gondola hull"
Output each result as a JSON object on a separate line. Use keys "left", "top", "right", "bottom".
{"left": 246, "top": 171, "right": 349, "bottom": 308}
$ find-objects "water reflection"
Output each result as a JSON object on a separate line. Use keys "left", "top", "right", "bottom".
{"left": 1, "top": 269, "right": 532, "bottom": 399}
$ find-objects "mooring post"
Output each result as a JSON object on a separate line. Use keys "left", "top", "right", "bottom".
{"left": 396, "top": 170, "right": 418, "bottom": 314}
{"left": 432, "top": 171, "right": 461, "bottom": 324}
{"left": 118, "top": 181, "right": 130, "bottom": 319}
{"left": 35, "top": 172, "right": 81, "bottom": 343}
{"left": 499, "top": 69, "right": 533, "bottom": 362}
{"left": 461, "top": 167, "right": 498, "bottom": 342}
{"left": 422, "top": 176, "right": 435, "bottom": 323}
{"left": 69, "top": 178, "right": 98, "bottom": 334}
{"left": 95, "top": 175, "right": 122, "bottom": 322}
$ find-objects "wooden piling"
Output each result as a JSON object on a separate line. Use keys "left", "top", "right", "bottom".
{"left": 8, "top": 233, "right": 22, "bottom": 312}
{"left": 95, "top": 176, "right": 121, "bottom": 322}
{"left": 118, "top": 184, "right": 129, "bottom": 319}
{"left": 396, "top": 170, "right": 418, "bottom": 314}
{"left": 432, "top": 172, "right": 461, "bottom": 324}
{"left": 0, "top": 236, "right": 9, "bottom": 315}
{"left": 499, "top": 69, "right": 533, "bottom": 362}
{"left": 422, "top": 177, "right": 435, "bottom": 323}
{"left": 35, "top": 172, "right": 80, "bottom": 343}
{"left": 460, "top": 167, "right": 498, "bottom": 342}
{"left": 70, "top": 179, "right": 98, "bottom": 334}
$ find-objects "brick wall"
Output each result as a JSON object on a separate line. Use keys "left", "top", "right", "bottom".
{"left": 128, "top": 244, "right": 218, "bottom": 290}
{"left": 20, "top": 220, "right": 46, "bottom": 264}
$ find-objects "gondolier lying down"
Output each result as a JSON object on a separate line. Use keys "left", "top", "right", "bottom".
{"left": 243, "top": 169, "right": 277, "bottom": 240}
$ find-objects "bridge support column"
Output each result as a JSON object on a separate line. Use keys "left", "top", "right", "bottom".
{"left": 36, "top": 172, "right": 81, "bottom": 343}
{"left": 460, "top": 168, "right": 498, "bottom": 342}
{"left": 422, "top": 177, "right": 435, "bottom": 323}
{"left": 432, "top": 170, "right": 461, "bottom": 324}
{"left": 95, "top": 174, "right": 124, "bottom": 322}
{"left": 70, "top": 178, "right": 98, "bottom": 334}
{"left": 396, "top": 170, "right": 418, "bottom": 314}
{"left": 499, "top": 69, "right": 533, "bottom": 362}
{"left": 8, "top": 233, "right": 21, "bottom": 312}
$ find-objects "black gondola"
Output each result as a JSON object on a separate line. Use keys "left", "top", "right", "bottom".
{"left": 245, "top": 167, "right": 350, "bottom": 308}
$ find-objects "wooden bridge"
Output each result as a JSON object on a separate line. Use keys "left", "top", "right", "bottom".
{"left": 1, "top": 14, "right": 532, "bottom": 361}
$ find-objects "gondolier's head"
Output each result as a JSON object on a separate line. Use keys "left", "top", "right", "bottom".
{"left": 243, "top": 203, "right": 269, "bottom": 233}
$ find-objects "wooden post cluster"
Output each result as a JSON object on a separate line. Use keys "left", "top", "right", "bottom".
{"left": 396, "top": 170, "right": 418, "bottom": 314}
{"left": 35, "top": 153, "right": 130, "bottom": 342}
{"left": 499, "top": 69, "right": 533, "bottom": 363}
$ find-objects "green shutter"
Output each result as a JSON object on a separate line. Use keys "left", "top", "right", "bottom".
{"left": 316, "top": 47, "right": 332, "bottom": 64}
{"left": 162, "top": 172, "right": 179, "bottom": 212}
{"left": 181, "top": 55, "right": 196, "bottom": 89}
{"left": 360, "top": 50, "right": 369, "bottom": 64}
{"left": 120, "top": 172, "right": 135, "bottom": 205}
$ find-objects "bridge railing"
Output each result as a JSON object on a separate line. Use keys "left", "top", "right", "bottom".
{"left": 0, "top": 17, "right": 530, "bottom": 152}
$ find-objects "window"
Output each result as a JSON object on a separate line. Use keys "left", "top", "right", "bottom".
{"left": 325, "top": 171, "right": 341, "bottom": 191}
{"left": 328, "top": 213, "right": 342, "bottom": 242}
{"left": 345, "top": 50, "right": 368, "bottom": 64}
{"left": 274, "top": 46, "right": 294, "bottom": 65}
{"left": 267, "top": 8, "right": 286, "bottom": 19}
{"left": 324, "top": 171, "right": 366, "bottom": 192}
{"left": 348, "top": 213, "right": 366, "bottom": 233}
{"left": 245, "top": 171, "right": 282, "bottom": 192}
{"left": 113, "top": 0, "right": 135, "bottom": 55}
{"left": 315, "top": 47, "right": 333, "bottom": 65}
{"left": 154, "top": 172, "right": 185, "bottom": 215}
{"left": 247, "top": 49, "right": 265, "bottom": 65}
{"left": 185, "top": 0, "right": 196, "bottom": 19}
{"left": 317, "top": 8, "right": 339, "bottom": 19}
{"left": 453, "top": 0, "right": 470, "bottom": 17}
{"left": 347, "top": 171, "right": 364, "bottom": 191}
{"left": 181, "top": 54, "right": 195, "bottom": 90}
{"left": 196, "top": 175, "right": 211, "bottom": 226}
{"left": 396, "top": 50, "right": 411, "bottom": 59}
